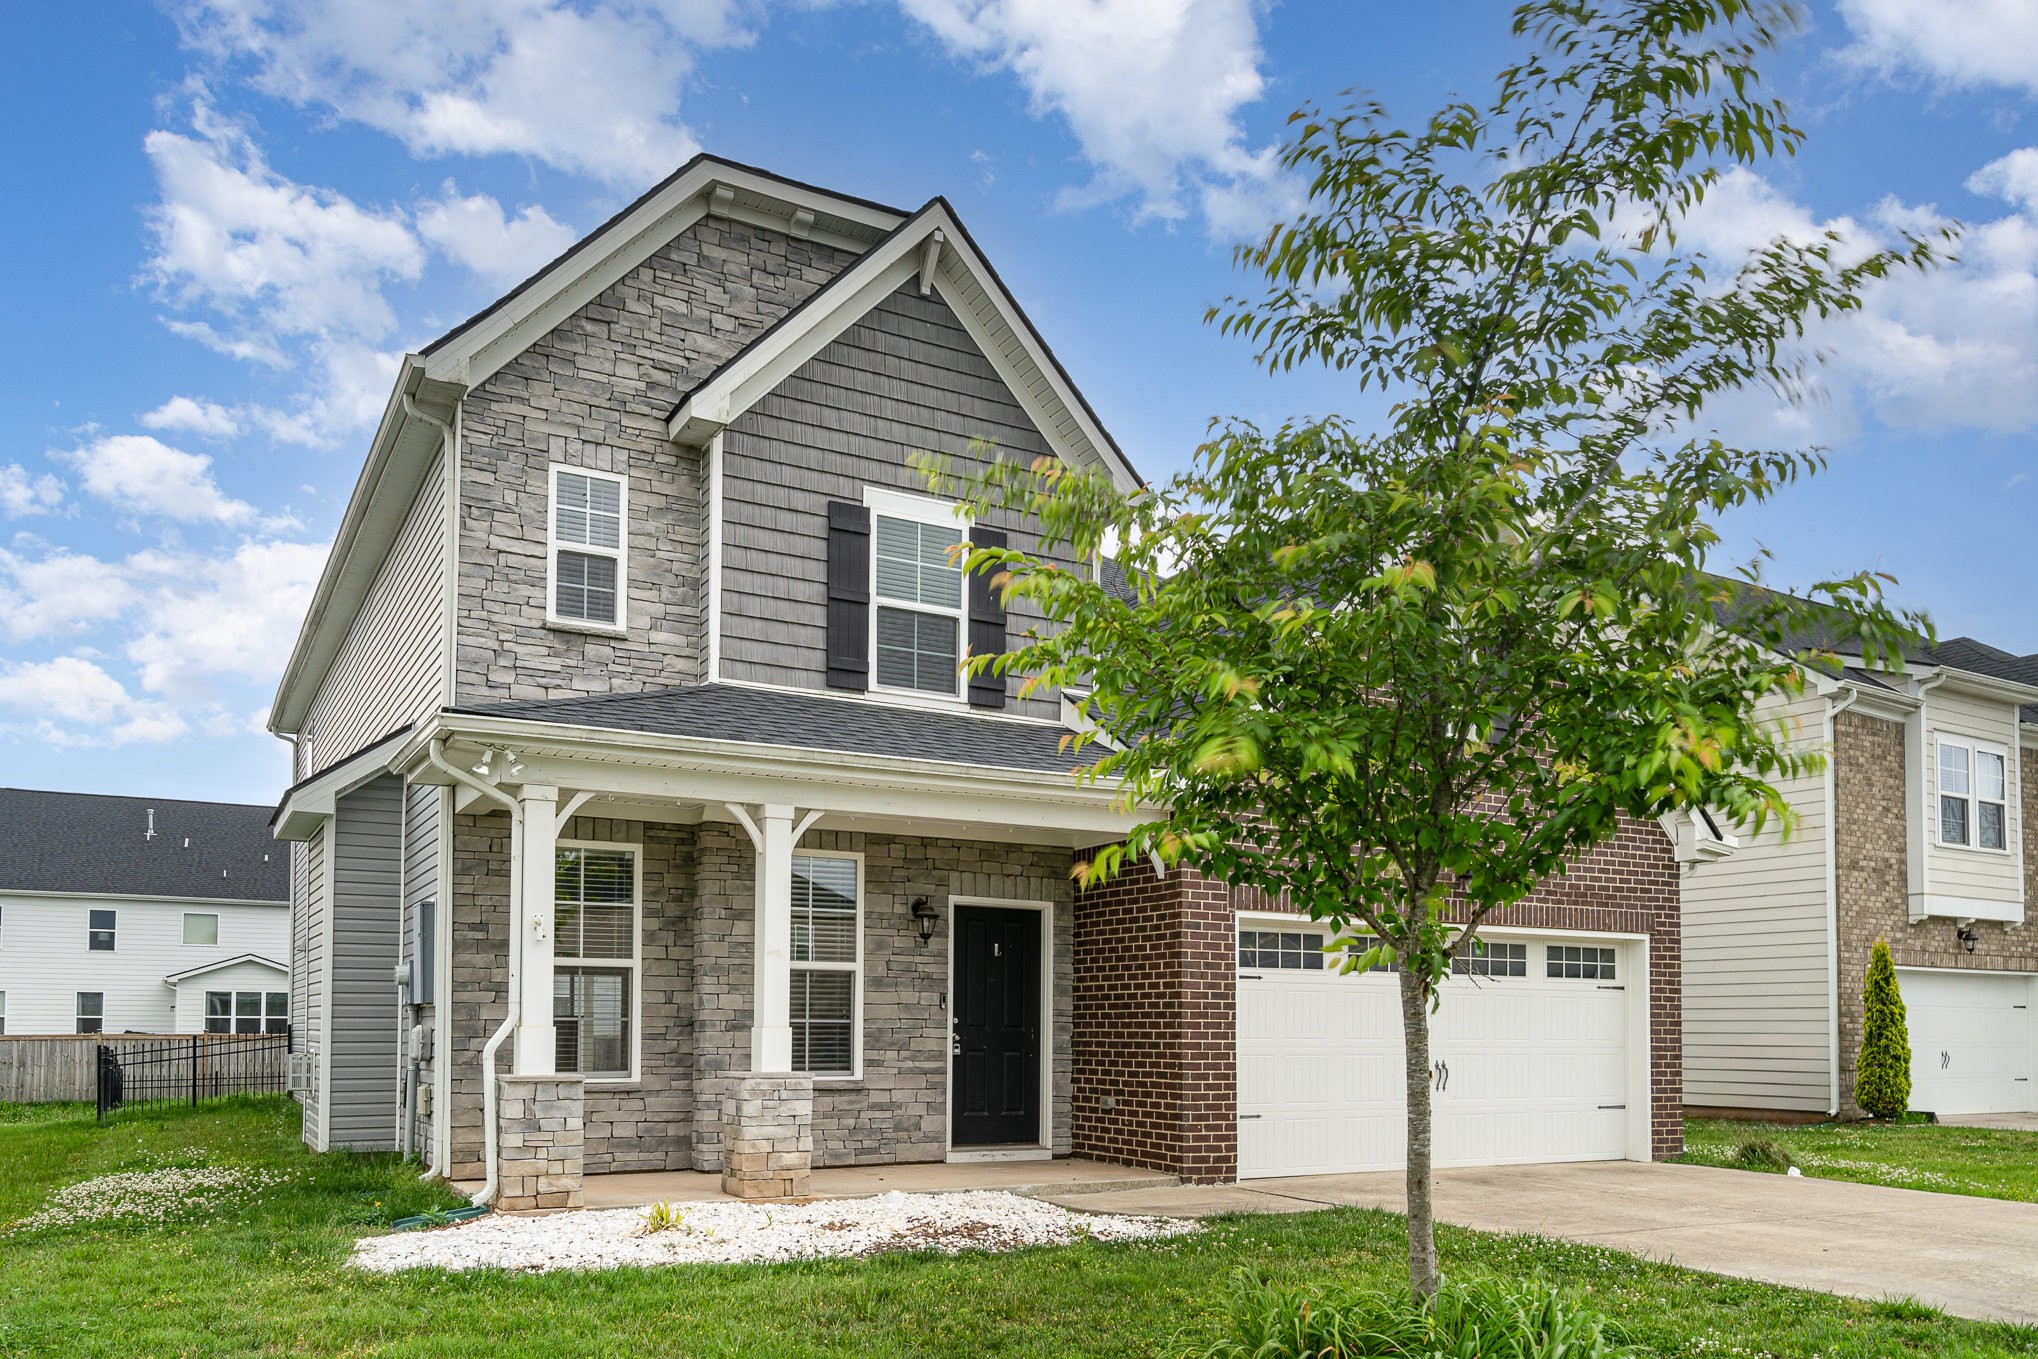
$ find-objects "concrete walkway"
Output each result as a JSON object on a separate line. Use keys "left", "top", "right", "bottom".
{"left": 1038, "top": 1160, "right": 2038, "bottom": 1326}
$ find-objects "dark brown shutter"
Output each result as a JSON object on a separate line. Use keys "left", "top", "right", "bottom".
{"left": 967, "top": 526, "right": 1008, "bottom": 709}
{"left": 826, "top": 501, "right": 871, "bottom": 691}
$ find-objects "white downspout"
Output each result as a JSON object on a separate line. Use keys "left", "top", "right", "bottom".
{"left": 1823, "top": 688, "right": 1858, "bottom": 1117}
{"left": 423, "top": 737, "right": 521, "bottom": 1208}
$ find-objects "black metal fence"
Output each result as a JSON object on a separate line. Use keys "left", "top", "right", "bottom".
{"left": 95, "top": 1032, "right": 291, "bottom": 1121}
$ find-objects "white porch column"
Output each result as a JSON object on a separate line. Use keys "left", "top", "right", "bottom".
{"left": 750, "top": 803, "right": 796, "bottom": 1073}
{"left": 513, "top": 783, "right": 560, "bottom": 1075}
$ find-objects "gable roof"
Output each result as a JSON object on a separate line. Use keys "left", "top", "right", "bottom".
{"left": 667, "top": 197, "right": 1143, "bottom": 492}
{"left": 273, "top": 155, "right": 1141, "bottom": 738}
{"left": 0, "top": 789, "right": 290, "bottom": 902}
{"left": 450, "top": 683, "right": 1092, "bottom": 777}
{"left": 163, "top": 953, "right": 288, "bottom": 986}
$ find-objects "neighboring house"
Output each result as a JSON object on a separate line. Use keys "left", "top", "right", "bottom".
{"left": 1685, "top": 636, "right": 2038, "bottom": 1120}
{"left": 0, "top": 789, "right": 290, "bottom": 1036}
{"left": 267, "top": 154, "right": 1696, "bottom": 1208}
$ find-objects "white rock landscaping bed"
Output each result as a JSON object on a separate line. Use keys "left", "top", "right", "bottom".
{"left": 351, "top": 1189, "right": 1196, "bottom": 1273}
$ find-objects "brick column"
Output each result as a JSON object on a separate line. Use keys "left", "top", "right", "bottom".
{"left": 1072, "top": 861, "right": 1236, "bottom": 1183}
{"left": 717, "top": 1072, "right": 813, "bottom": 1199}
{"left": 495, "top": 1074, "right": 583, "bottom": 1211}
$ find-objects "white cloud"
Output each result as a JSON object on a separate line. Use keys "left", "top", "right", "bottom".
{"left": 416, "top": 185, "right": 578, "bottom": 285}
{"left": 57, "top": 434, "right": 257, "bottom": 524}
{"left": 0, "top": 464, "right": 63, "bottom": 517}
{"left": 179, "top": 0, "right": 758, "bottom": 187}
{"left": 124, "top": 538, "right": 331, "bottom": 703}
{"left": 1673, "top": 163, "right": 2038, "bottom": 437}
{"left": 1838, "top": 0, "right": 2038, "bottom": 96}
{"left": 0, "top": 549, "right": 137, "bottom": 642}
{"left": 1970, "top": 148, "right": 2038, "bottom": 214}
{"left": 0, "top": 657, "right": 188, "bottom": 747}
{"left": 141, "top": 394, "right": 242, "bottom": 438}
{"left": 896, "top": 0, "right": 1281, "bottom": 228}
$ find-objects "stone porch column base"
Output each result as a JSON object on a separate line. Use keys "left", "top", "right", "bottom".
{"left": 717, "top": 1071, "right": 813, "bottom": 1200}
{"left": 496, "top": 1074, "right": 585, "bottom": 1211}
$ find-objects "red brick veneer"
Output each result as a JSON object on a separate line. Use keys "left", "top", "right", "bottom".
{"left": 1072, "top": 814, "right": 1683, "bottom": 1181}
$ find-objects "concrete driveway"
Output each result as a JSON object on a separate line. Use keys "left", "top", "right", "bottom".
{"left": 1042, "top": 1160, "right": 2038, "bottom": 1325}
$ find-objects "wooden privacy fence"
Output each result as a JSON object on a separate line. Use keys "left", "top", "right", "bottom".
{"left": 0, "top": 1034, "right": 289, "bottom": 1104}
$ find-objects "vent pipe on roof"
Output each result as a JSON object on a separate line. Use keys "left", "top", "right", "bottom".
{"left": 145, "top": 809, "right": 156, "bottom": 840}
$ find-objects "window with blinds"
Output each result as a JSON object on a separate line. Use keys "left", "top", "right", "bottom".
{"left": 873, "top": 512, "right": 965, "bottom": 696}
{"left": 790, "top": 853, "right": 859, "bottom": 1076}
{"left": 550, "top": 466, "right": 626, "bottom": 627}
{"left": 553, "top": 845, "right": 638, "bottom": 1078}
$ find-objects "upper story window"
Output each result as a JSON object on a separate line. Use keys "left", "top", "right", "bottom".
{"left": 868, "top": 490, "right": 967, "bottom": 698}
{"left": 1939, "top": 737, "right": 2009, "bottom": 851}
{"left": 183, "top": 913, "right": 218, "bottom": 946}
{"left": 549, "top": 466, "right": 627, "bottom": 629}
{"left": 88, "top": 909, "right": 115, "bottom": 952}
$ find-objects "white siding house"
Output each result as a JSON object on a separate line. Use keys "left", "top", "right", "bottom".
{"left": 0, "top": 791, "right": 290, "bottom": 1036}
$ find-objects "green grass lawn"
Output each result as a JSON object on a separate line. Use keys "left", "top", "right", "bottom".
{"left": 3, "top": 1100, "right": 2035, "bottom": 1358}
{"left": 1680, "top": 1116, "right": 2038, "bottom": 1202}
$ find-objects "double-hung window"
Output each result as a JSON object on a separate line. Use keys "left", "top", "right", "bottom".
{"left": 549, "top": 466, "right": 627, "bottom": 628}
{"left": 76, "top": 992, "right": 103, "bottom": 1034}
{"left": 790, "top": 853, "right": 860, "bottom": 1077}
{"left": 205, "top": 991, "right": 289, "bottom": 1034}
{"left": 869, "top": 491, "right": 968, "bottom": 698}
{"left": 553, "top": 844, "right": 638, "bottom": 1079}
{"left": 87, "top": 909, "right": 115, "bottom": 952}
{"left": 1939, "top": 737, "right": 2009, "bottom": 850}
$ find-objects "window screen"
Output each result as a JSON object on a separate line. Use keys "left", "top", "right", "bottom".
{"left": 875, "top": 608, "right": 960, "bottom": 694}
{"left": 554, "top": 968, "right": 631, "bottom": 1078}
{"left": 555, "top": 551, "right": 619, "bottom": 625}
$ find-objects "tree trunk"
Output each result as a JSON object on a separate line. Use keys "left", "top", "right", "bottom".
{"left": 1399, "top": 964, "right": 1439, "bottom": 1296}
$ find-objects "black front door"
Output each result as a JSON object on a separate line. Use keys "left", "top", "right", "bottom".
{"left": 951, "top": 905, "right": 1042, "bottom": 1146}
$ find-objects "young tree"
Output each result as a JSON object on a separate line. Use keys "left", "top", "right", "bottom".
{"left": 927, "top": 0, "right": 1936, "bottom": 1295}
{"left": 1856, "top": 938, "right": 1912, "bottom": 1120}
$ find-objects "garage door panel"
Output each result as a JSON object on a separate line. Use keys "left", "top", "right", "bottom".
{"left": 1238, "top": 934, "right": 1634, "bottom": 1179}
{"left": 1899, "top": 969, "right": 2034, "bottom": 1116}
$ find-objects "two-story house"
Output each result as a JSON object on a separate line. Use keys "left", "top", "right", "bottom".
{"left": 0, "top": 789, "right": 289, "bottom": 1035}
{"left": 269, "top": 155, "right": 1693, "bottom": 1210}
{"left": 1684, "top": 637, "right": 2038, "bottom": 1120}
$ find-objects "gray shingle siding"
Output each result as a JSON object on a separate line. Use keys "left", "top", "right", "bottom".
{"left": 453, "top": 216, "right": 858, "bottom": 708}
{"left": 719, "top": 284, "right": 1081, "bottom": 719}
{"left": 328, "top": 775, "right": 403, "bottom": 1151}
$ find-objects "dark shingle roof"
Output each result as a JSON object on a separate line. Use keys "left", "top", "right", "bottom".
{"left": 451, "top": 683, "right": 1092, "bottom": 776}
{"left": 0, "top": 790, "right": 290, "bottom": 901}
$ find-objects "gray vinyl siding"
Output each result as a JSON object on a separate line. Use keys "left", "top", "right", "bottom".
{"left": 299, "top": 830, "right": 326, "bottom": 1148}
{"left": 401, "top": 782, "right": 441, "bottom": 1153}
{"left": 1682, "top": 689, "right": 1836, "bottom": 1112}
{"left": 719, "top": 284, "right": 1083, "bottom": 719}
{"left": 300, "top": 448, "right": 448, "bottom": 778}
{"left": 328, "top": 776, "right": 403, "bottom": 1150}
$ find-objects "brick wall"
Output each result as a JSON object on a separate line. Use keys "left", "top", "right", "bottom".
{"left": 1832, "top": 710, "right": 2038, "bottom": 1116}
{"left": 1071, "top": 865, "right": 1237, "bottom": 1183}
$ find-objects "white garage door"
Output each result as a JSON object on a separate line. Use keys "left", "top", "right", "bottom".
{"left": 1898, "top": 968, "right": 2034, "bottom": 1116}
{"left": 1236, "top": 925, "right": 1635, "bottom": 1179}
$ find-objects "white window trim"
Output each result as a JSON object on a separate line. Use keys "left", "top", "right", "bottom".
{"left": 87, "top": 908, "right": 116, "bottom": 952}
{"left": 546, "top": 464, "right": 630, "bottom": 633}
{"left": 183, "top": 911, "right": 220, "bottom": 947}
{"left": 863, "top": 485, "right": 972, "bottom": 707}
{"left": 1936, "top": 735, "right": 2012, "bottom": 854}
{"left": 791, "top": 849, "right": 864, "bottom": 1081}
{"left": 554, "top": 837, "right": 644, "bottom": 1083}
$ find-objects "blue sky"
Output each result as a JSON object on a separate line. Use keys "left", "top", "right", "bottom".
{"left": 1, "top": 0, "right": 2034, "bottom": 806}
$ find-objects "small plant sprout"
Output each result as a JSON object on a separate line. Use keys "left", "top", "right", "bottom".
{"left": 642, "top": 1201, "right": 687, "bottom": 1235}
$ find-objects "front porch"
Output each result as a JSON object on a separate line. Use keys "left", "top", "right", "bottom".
{"left": 454, "top": 1155, "right": 1179, "bottom": 1211}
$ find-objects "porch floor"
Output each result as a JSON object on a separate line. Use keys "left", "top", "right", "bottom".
{"left": 459, "top": 1158, "right": 1179, "bottom": 1210}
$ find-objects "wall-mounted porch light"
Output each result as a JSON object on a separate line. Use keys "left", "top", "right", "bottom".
{"left": 910, "top": 896, "right": 939, "bottom": 945}
{"left": 1957, "top": 925, "right": 1980, "bottom": 954}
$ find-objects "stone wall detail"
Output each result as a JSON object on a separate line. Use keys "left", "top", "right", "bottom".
{"left": 495, "top": 1074, "right": 584, "bottom": 1211}
{"left": 715, "top": 1072, "right": 814, "bottom": 1200}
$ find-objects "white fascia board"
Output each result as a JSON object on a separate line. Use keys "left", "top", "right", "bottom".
{"left": 668, "top": 202, "right": 1144, "bottom": 495}
{"left": 272, "top": 728, "right": 412, "bottom": 841}
{"left": 163, "top": 953, "right": 289, "bottom": 985}
{"left": 0, "top": 888, "right": 289, "bottom": 908}
{"left": 395, "top": 713, "right": 1142, "bottom": 839}
{"left": 424, "top": 161, "right": 901, "bottom": 391}
{"left": 1922, "top": 665, "right": 2038, "bottom": 707}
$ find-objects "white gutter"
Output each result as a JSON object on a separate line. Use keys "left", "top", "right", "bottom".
{"left": 423, "top": 736, "right": 521, "bottom": 1208}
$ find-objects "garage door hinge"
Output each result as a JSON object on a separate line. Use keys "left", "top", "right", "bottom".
{"left": 1597, "top": 1104, "right": 1627, "bottom": 1110}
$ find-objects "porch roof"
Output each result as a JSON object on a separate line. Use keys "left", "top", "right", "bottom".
{"left": 448, "top": 683, "right": 1095, "bottom": 777}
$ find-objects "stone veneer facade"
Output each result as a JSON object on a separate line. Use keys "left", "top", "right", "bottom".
{"left": 1832, "top": 710, "right": 2038, "bottom": 1117}
{"left": 1073, "top": 813, "right": 1685, "bottom": 1181}
{"left": 446, "top": 815, "right": 1075, "bottom": 1180}
{"left": 494, "top": 1075, "right": 584, "bottom": 1211}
